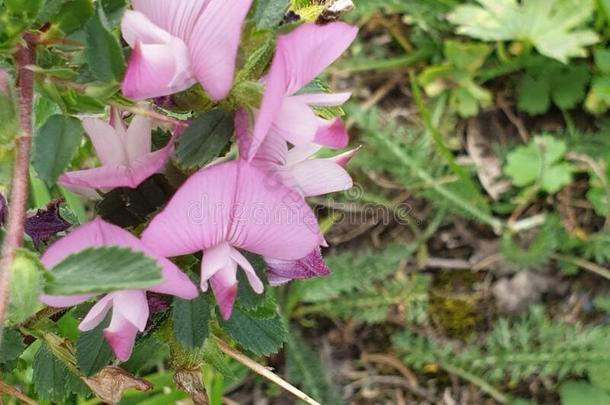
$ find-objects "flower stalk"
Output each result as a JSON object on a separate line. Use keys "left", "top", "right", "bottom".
{"left": 0, "top": 36, "right": 36, "bottom": 338}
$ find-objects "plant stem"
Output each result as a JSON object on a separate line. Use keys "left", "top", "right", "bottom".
{"left": 213, "top": 336, "right": 321, "bottom": 405}
{"left": 441, "top": 362, "right": 509, "bottom": 404}
{"left": 0, "top": 39, "right": 36, "bottom": 338}
{"left": 552, "top": 253, "right": 610, "bottom": 280}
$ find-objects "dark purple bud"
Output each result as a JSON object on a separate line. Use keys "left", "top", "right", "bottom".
{"left": 24, "top": 199, "right": 71, "bottom": 248}
{"left": 146, "top": 292, "right": 170, "bottom": 314}
{"left": 153, "top": 96, "right": 175, "bottom": 110}
{"left": 0, "top": 192, "right": 6, "bottom": 226}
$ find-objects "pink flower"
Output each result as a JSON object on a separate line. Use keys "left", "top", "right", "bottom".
{"left": 141, "top": 160, "right": 322, "bottom": 319}
{"left": 40, "top": 218, "right": 198, "bottom": 361}
{"left": 121, "top": 0, "right": 253, "bottom": 101}
{"left": 59, "top": 108, "right": 175, "bottom": 197}
{"left": 236, "top": 114, "right": 359, "bottom": 197}
{"left": 239, "top": 22, "right": 358, "bottom": 161}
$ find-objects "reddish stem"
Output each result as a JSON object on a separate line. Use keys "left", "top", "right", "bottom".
{"left": 0, "top": 39, "right": 36, "bottom": 336}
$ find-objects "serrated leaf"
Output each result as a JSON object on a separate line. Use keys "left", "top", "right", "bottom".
{"left": 254, "top": 0, "right": 290, "bottom": 28}
{"left": 76, "top": 316, "right": 113, "bottom": 377}
{"left": 44, "top": 246, "right": 163, "bottom": 295}
{"left": 32, "top": 114, "right": 83, "bottom": 187}
{"left": 33, "top": 345, "right": 90, "bottom": 402}
{"left": 172, "top": 295, "right": 211, "bottom": 349}
{"left": 84, "top": 3, "right": 125, "bottom": 82}
{"left": 285, "top": 330, "right": 343, "bottom": 404}
{"left": 55, "top": 0, "right": 95, "bottom": 34}
{"left": 8, "top": 249, "right": 44, "bottom": 324}
{"left": 0, "top": 328, "right": 25, "bottom": 372}
{"left": 175, "top": 109, "right": 234, "bottom": 169}
{"left": 447, "top": 0, "right": 599, "bottom": 63}
{"left": 220, "top": 308, "right": 286, "bottom": 356}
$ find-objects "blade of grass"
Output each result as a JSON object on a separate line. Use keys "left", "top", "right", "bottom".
{"left": 409, "top": 72, "right": 492, "bottom": 214}
{"left": 339, "top": 45, "right": 434, "bottom": 73}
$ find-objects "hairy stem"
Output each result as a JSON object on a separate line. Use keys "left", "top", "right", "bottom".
{"left": 0, "top": 38, "right": 36, "bottom": 337}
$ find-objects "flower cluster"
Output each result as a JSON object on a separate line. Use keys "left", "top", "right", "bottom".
{"left": 41, "top": 0, "right": 357, "bottom": 361}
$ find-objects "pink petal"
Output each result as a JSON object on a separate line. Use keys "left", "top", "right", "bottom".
{"left": 314, "top": 117, "right": 349, "bottom": 149}
{"left": 188, "top": 0, "right": 253, "bottom": 100}
{"left": 275, "top": 23, "right": 358, "bottom": 96}
{"left": 289, "top": 159, "right": 353, "bottom": 197}
{"left": 249, "top": 126, "right": 288, "bottom": 166}
{"left": 141, "top": 161, "right": 321, "bottom": 260}
{"left": 250, "top": 23, "right": 357, "bottom": 159}
{"left": 40, "top": 293, "right": 93, "bottom": 308}
{"left": 272, "top": 97, "right": 319, "bottom": 147}
{"left": 200, "top": 242, "right": 233, "bottom": 291}
{"left": 58, "top": 143, "right": 173, "bottom": 192}
{"left": 208, "top": 263, "right": 238, "bottom": 320}
{"left": 78, "top": 294, "right": 113, "bottom": 331}
{"left": 124, "top": 114, "right": 152, "bottom": 163}
{"left": 103, "top": 310, "right": 139, "bottom": 361}
{"left": 148, "top": 257, "right": 199, "bottom": 299}
{"left": 130, "top": 0, "right": 208, "bottom": 42}
{"left": 265, "top": 248, "right": 330, "bottom": 286}
{"left": 81, "top": 117, "right": 127, "bottom": 167}
{"left": 229, "top": 247, "right": 264, "bottom": 294}
{"left": 285, "top": 143, "right": 323, "bottom": 165}
{"left": 290, "top": 92, "right": 352, "bottom": 107}
{"left": 109, "top": 107, "right": 127, "bottom": 133}
{"left": 111, "top": 290, "right": 149, "bottom": 332}
{"left": 121, "top": 10, "right": 173, "bottom": 47}
{"left": 122, "top": 39, "right": 195, "bottom": 101}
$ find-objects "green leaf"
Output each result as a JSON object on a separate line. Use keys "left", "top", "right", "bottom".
{"left": 447, "top": 0, "right": 599, "bottom": 63}
{"left": 84, "top": 3, "right": 125, "bottom": 82}
{"left": 504, "top": 135, "right": 574, "bottom": 193}
{"left": 0, "top": 79, "right": 18, "bottom": 146}
{"left": 220, "top": 308, "right": 287, "bottom": 356}
{"left": 175, "top": 109, "right": 234, "bottom": 169}
{"left": 518, "top": 62, "right": 590, "bottom": 115}
{"left": 76, "top": 316, "right": 113, "bottom": 376}
{"left": 8, "top": 249, "right": 44, "bottom": 324}
{"left": 33, "top": 345, "right": 90, "bottom": 402}
{"left": 0, "top": 328, "right": 25, "bottom": 372}
{"left": 32, "top": 114, "right": 83, "bottom": 187}
{"left": 254, "top": 0, "right": 290, "bottom": 28}
{"left": 585, "top": 75, "right": 610, "bottom": 115}
{"left": 121, "top": 334, "right": 168, "bottom": 374}
{"left": 594, "top": 47, "right": 610, "bottom": 74}
{"left": 54, "top": 0, "right": 94, "bottom": 34}
{"left": 444, "top": 40, "right": 491, "bottom": 73}
{"left": 172, "top": 295, "right": 211, "bottom": 349}
{"left": 6, "top": 0, "right": 44, "bottom": 19}
{"left": 560, "top": 381, "right": 610, "bottom": 405}
{"left": 44, "top": 246, "right": 164, "bottom": 295}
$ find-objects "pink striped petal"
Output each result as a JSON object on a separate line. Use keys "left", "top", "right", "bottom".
{"left": 275, "top": 23, "right": 358, "bottom": 96}
{"left": 326, "top": 146, "right": 360, "bottom": 168}
{"left": 122, "top": 39, "right": 195, "bottom": 100}
{"left": 291, "top": 92, "right": 352, "bottom": 107}
{"left": 314, "top": 117, "right": 349, "bottom": 149}
{"left": 121, "top": 10, "right": 172, "bottom": 47}
{"left": 78, "top": 294, "right": 113, "bottom": 331}
{"left": 188, "top": 0, "right": 253, "bottom": 100}
{"left": 251, "top": 23, "right": 357, "bottom": 158}
{"left": 58, "top": 143, "right": 173, "bottom": 192}
{"left": 130, "top": 0, "right": 208, "bottom": 42}
{"left": 230, "top": 247, "right": 264, "bottom": 294}
{"left": 207, "top": 259, "right": 238, "bottom": 320}
{"left": 141, "top": 161, "right": 321, "bottom": 260}
{"left": 124, "top": 114, "right": 152, "bottom": 164}
{"left": 265, "top": 248, "right": 330, "bottom": 286}
{"left": 103, "top": 309, "right": 139, "bottom": 361}
{"left": 289, "top": 159, "right": 353, "bottom": 197}
{"left": 200, "top": 242, "right": 234, "bottom": 291}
